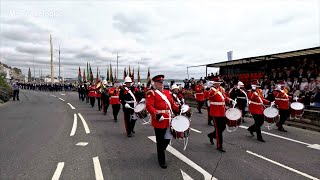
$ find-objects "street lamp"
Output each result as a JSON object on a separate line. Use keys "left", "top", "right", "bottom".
{"left": 55, "top": 44, "right": 61, "bottom": 83}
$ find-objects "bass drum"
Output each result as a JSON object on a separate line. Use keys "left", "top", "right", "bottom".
{"left": 225, "top": 108, "right": 242, "bottom": 132}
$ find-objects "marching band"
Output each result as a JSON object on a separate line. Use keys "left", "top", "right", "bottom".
{"left": 78, "top": 73, "right": 304, "bottom": 169}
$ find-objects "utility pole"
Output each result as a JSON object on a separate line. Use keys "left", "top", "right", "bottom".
{"left": 50, "top": 34, "right": 54, "bottom": 83}
{"left": 58, "top": 45, "right": 61, "bottom": 83}
{"left": 33, "top": 56, "right": 35, "bottom": 82}
{"left": 116, "top": 53, "right": 119, "bottom": 80}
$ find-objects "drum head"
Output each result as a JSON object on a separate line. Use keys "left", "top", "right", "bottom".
{"left": 171, "top": 116, "right": 190, "bottom": 132}
{"left": 290, "top": 102, "right": 304, "bottom": 110}
{"left": 134, "top": 103, "right": 145, "bottom": 113}
{"left": 264, "top": 107, "right": 278, "bottom": 118}
{"left": 181, "top": 104, "right": 190, "bottom": 113}
{"left": 225, "top": 108, "right": 242, "bottom": 121}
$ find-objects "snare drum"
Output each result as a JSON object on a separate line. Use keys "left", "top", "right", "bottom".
{"left": 134, "top": 103, "right": 148, "bottom": 119}
{"left": 181, "top": 104, "right": 192, "bottom": 118}
{"left": 225, "top": 108, "right": 242, "bottom": 131}
{"left": 263, "top": 107, "right": 279, "bottom": 124}
{"left": 171, "top": 115, "right": 190, "bottom": 139}
{"left": 290, "top": 102, "right": 304, "bottom": 118}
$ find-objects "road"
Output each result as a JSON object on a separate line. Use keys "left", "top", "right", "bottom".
{"left": 0, "top": 90, "right": 319, "bottom": 180}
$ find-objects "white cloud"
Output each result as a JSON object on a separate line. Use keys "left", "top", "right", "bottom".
{"left": 0, "top": 0, "right": 319, "bottom": 80}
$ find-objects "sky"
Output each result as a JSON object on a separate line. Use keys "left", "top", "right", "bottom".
{"left": 0, "top": 0, "right": 319, "bottom": 80}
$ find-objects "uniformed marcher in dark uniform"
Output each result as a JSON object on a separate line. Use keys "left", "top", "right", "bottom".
{"left": 101, "top": 80, "right": 110, "bottom": 115}
{"left": 230, "top": 81, "right": 248, "bottom": 122}
{"left": 120, "top": 76, "right": 138, "bottom": 137}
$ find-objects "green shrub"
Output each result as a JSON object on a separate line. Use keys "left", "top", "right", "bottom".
{"left": 0, "top": 75, "right": 13, "bottom": 102}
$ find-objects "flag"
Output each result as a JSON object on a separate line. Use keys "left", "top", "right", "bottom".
{"left": 110, "top": 63, "right": 113, "bottom": 82}
{"left": 137, "top": 65, "right": 140, "bottom": 83}
{"left": 87, "top": 62, "right": 89, "bottom": 81}
{"left": 89, "top": 65, "right": 93, "bottom": 83}
{"left": 107, "top": 66, "right": 110, "bottom": 82}
{"left": 128, "top": 65, "right": 131, "bottom": 78}
{"left": 83, "top": 68, "right": 86, "bottom": 82}
{"left": 132, "top": 67, "right": 134, "bottom": 83}
{"left": 147, "top": 67, "right": 151, "bottom": 87}
{"left": 96, "top": 67, "right": 99, "bottom": 83}
{"left": 78, "top": 67, "right": 82, "bottom": 83}
{"left": 123, "top": 67, "right": 127, "bottom": 79}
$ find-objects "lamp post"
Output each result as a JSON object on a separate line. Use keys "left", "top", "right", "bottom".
{"left": 55, "top": 44, "right": 61, "bottom": 83}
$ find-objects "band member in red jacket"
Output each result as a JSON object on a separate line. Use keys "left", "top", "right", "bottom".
{"left": 194, "top": 80, "right": 205, "bottom": 113}
{"left": 146, "top": 75, "right": 180, "bottom": 169}
{"left": 88, "top": 82, "right": 96, "bottom": 108}
{"left": 109, "top": 82, "right": 121, "bottom": 121}
{"left": 204, "top": 84, "right": 213, "bottom": 126}
{"left": 207, "top": 81, "right": 235, "bottom": 152}
{"left": 247, "top": 85, "right": 271, "bottom": 142}
{"left": 274, "top": 84, "right": 290, "bottom": 132}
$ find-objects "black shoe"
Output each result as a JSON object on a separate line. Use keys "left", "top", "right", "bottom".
{"left": 257, "top": 138, "right": 266, "bottom": 142}
{"left": 278, "top": 128, "right": 287, "bottom": 132}
{"left": 218, "top": 148, "right": 226, "bottom": 152}
{"left": 199, "top": 111, "right": 202, "bottom": 114}
{"left": 159, "top": 163, "right": 167, "bottom": 169}
{"left": 208, "top": 123, "right": 213, "bottom": 126}
{"left": 207, "top": 134, "right": 214, "bottom": 145}
{"left": 248, "top": 129, "right": 254, "bottom": 136}
{"left": 127, "top": 133, "right": 132, "bottom": 137}
{"left": 104, "top": 112, "right": 106, "bottom": 115}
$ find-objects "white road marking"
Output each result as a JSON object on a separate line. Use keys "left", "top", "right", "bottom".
{"left": 93, "top": 156, "right": 104, "bottom": 180}
{"left": 58, "top": 98, "right": 65, "bottom": 101}
{"left": 246, "top": 150, "right": 319, "bottom": 180}
{"left": 180, "top": 169, "right": 194, "bottom": 180}
{"left": 307, "top": 144, "right": 320, "bottom": 150}
{"left": 78, "top": 113, "right": 90, "bottom": 134}
{"left": 190, "top": 128, "right": 202, "bottom": 133}
{"left": 51, "top": 162, "right": 65, "bottom": 180}
{"left": 148, "top": 136, "right": 216, "bottom": 180}
{"left": 70, "top": 114, "right": 77, "bottom": 136}
{"left": 239, "top": 125, "right": 311, "bottom": 146}
{"left": 60, "top": 93, "right": 66, "bottom": 96}
{"left": 52, "top": 95, "right": 57, "bottom": 97}
{"left": 67, "top": 103, "right": 76, "bottom": 109}
{"left": 76, "top": 142, "right": 88, "bottom": 146}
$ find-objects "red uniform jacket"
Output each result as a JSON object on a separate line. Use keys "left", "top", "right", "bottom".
{"left": 108, "top": 87, "right": 121, "bottom": 105}
{"left": 204, "top": 89, "right": 210, "bottom": 100}
{"left": 88, "top": 85, "right": 96, "bottom": 97}
{"left": 194, "top": 85, "right": 204, "bottom": 101}
{"left": 209, "top": 87, "right": 231, "bottom": 117}
{"left": 274, "top": 91, "right": 289, "bottom": 109}
{"left": 95, "top": 90, "right": 102, "bottom": 98}
{"left": 146, "top": 89, "right": 179, "bottom": 129}
{"left": 248, "top": 91, "right": 269, "bottom": 115}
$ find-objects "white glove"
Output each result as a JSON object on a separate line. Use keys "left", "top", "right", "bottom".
{"left": 293, "top": 96, "right": 298, "bottom": 101}
{"left": 125, "top": 103, "right": 131, "bottom": 109}
{"left": 140, "top": 98, "right": 146, "bottom": 103}
{"left": 159, "top": 115, "right": 164, "bottom": 121}
{"left": 270, "top": 101, "right": 275, "bottom": 107}
{"left": 231, "top": 100, "right": 236, "bottom": 106}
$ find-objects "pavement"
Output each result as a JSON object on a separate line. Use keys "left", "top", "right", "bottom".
{"left": 0, "top": 90, "right": 319, "bottom": 180}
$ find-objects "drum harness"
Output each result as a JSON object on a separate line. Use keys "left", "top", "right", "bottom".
{"left": 155, "top": 90, "right": 190, "bottom": 150}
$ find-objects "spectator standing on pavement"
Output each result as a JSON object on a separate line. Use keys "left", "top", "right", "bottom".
{"left": 12, "top": 82, "right": 20, "bottom": 101}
